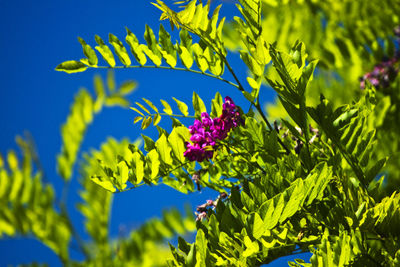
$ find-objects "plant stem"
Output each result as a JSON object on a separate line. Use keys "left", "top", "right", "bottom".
{"left": 95, "top": 65, "right": 240, "bottom": 89}
{"left": 60, "top": 204, "right": 92, "bottom": 260}
{"left": 147, "top": 112, "right": 196, "bottom": 119}
{"left": 254, "top": 101, "right": 291, "bottom": 154}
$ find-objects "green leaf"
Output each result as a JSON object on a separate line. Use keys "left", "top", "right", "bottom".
{"left": 153, "top": 113, "right": 162, "bottom": 126}
{"left": 169, "top": 242, "right": 186, "bottom": 265}
{"left": 143, "top": 24, "right": 162, "bottom": 66}
{"left": 240, "top": 51, "right": 263, "bottom": 76}
{"left": 267, "top": 193, "right": 285, "bottom": 229}
{"left": 279, "top": 179, "right": 304, "bottom": 223}
{"left": 159, "top": 24, "right": 177, "bottom": 67}
{"left": 130, "top": 107, "right": 144, "bottom": 116}
{"left": 125, "top": 27, "right": 147, "bottom": 65}
{"left": 192, "top": 43, "right": 208, "bottom": 72}
{"left": 141, "top": 134, "right": 156, "bottom": 151}
{"left": 178, "top": 236, "right": 191, "bottom": 255}
{"left": 147, "top": 149, "right": 160, "bottom": 179}
{"left": 109, "top": 33, "right": 131, "bottom": 66}
{"left": 179, "top": 29, "right": 193, "bottom": 49}
{"left": 133, "top": 152, "right": 144, "bottom": 184}
{"left": 117, "top": 161, "right": 129, "bottom": 190}
{"left": 133, "top": 116, "right": 143, "bottom": 124}
{"left": 192, "top": 91, "right": 206, "bottom": 118}
{"left": 304, "top": 163, "right": 332, "bottom": 206}
{"left": 211, "top": 92, "right": 223, "bottom": 118}
{"left": 78, "top": 37, "right": 98, "bottom": 66}
{"left": 178, "top": 45, "right": 194, "bottom": 69}
{"left": 119, "top": 81, "right": 137, "bottom": 95}
{"left": 93, "top": 75, "right": 105, "bottom": 112}
{"left": 107, "top": 70, "right": 116, "bottom": 92}
{"left": 94, "top": 35, "right": 116, "bottom": 67}
{"left": 161, "top": 99, "right": 173, "bottom": 115}
{"left": 366, "top": 158, "right": 387, "bottom": 184}
{"left": 91, "top": 177, "right": 116, "bottom": 192}
{"left": 135, "top": 102, "right": 151, "bottom": 114}
{"left": 141, "top": 116, "right": 153, "bottom": 129}
{"left": 105, "top": 95, "right": 129, "bottom": 107}
{"left": 168, "top": 126, "right": 190, "bottom": 163}
{"left": 251, "top": 212, "right": 265, "bottom": 239}
{"left": 156, "top": 134, "right": 173, "bottom": 165}
{"left": 55, "top": 60, "right": 88, "bottom": 73}
{"left": 142, "top": 45, "right": 162, "bottom": 66}
{"left": 243, "top": 236, "right": 259, "bottom": 257}
{"left": 195, "top": 229, "right": 207, "bottom": 265}
{"left": 142, "top": 98, "right": 159, "bottom": 113}
{"left": 173, "top": 97, "right": 189, "bottom": 116}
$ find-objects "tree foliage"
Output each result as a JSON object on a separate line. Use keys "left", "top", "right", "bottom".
{"left": 2, "top": 0, "right": 400, "bottom": 266}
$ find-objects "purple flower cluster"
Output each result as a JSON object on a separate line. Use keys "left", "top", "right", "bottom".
{"left": 360, "top": 26, "right": 400, "bottom": 90}
{"left": 184, "top": 96, "right": 243, "bottom": 162}
{"left": 360, "top": 57, "right": 398, "bottom": 89}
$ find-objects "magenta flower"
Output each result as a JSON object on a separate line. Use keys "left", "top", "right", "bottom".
{"left": 360, "top": 57, "right": 398, "bottom": 89}
{"left": 184, "top": 96, "right": 243, "bottom": 162}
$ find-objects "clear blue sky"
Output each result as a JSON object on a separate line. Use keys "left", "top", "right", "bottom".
{"left": 0, "top": 0, "right": 304, "bottom": 265}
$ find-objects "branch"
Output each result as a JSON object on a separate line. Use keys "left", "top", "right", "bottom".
{"left": 95, "top": 65, "right": 240, "bottom": 89}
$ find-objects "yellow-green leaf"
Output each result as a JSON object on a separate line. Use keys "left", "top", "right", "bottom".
{"left": 130, "top": 107, "right": 144, "bottom": 116}
{"left": 55, "top": 60, "right": 88, "bottom": 74}
{"left": 133, "top": 152, "right": 144, "bottom": 184}
{"left": 117, "top": 161, "right": 129, "bottom": 190}
{"left": 141, "top": 116, "right": 153, "bottom": 129}
{"left": 192, "top": 91, "right": 206, "bottom": 117}
{"left": 126, "top": 27, "right": 147, "bottom": 65}
{"left": 133, "top": 116, "right": 143, "bottom": 124}
{"left": 135, "top": 102, "right": 151, "bottom": 114}
{"left": 153, "top": 113, "right": 162, "bottom": 126}
{"left": 119, "top": 81, "right": 137, "bottom": 95}
{"left": 142, "top": 98, "right": 159, "bottom": 113}
{"left": 78, "top": 37, "right": 98, "bottom": 66}
{"left": 168, "top": 126, "right": 189, "bottom": 162}
{"left": 161, "top": 99, "right": 173, "bottom": 115}
{"left": 141, "top": 45, "right": 162, "bottom": 66}
{"left": 147, "top": 149, "right": 160, "bottom": 179}
{"left": 156, "top": 134, "right": 172, "bottom": 165}
{"left": 109, "top": 33, "right": 131, "bottom": 66}
{"left": 91, "top": 177, "right": 116, "bottom": 192}
{"left": 178, "top": 45, "right": 193, "bottom": 69}
{"left": 95, "top": 35, "right": 116, "bottom": 67}
{"left": 173, "top": 97, "right": 189, "bottom": 116}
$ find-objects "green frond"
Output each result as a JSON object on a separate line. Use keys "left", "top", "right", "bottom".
{"left": 112, "top": 207, "right": 196, "bottom": 266}
{"left": 86, "top": 127, "right": 195, "bottom": 193}
{"left": 169, "top": 163, "right": 332, "bottom": 266}
{"left": 131, "top": 93, "right": 210, "bottom": 130}
{"left": 226, "top": 0, "right": 400, "bottom": 78}
{"left": 236, "top": 0, "right": 262, "bottom": 40}
{"left": 307, "top": 88, "right": 386, "bottom": 187}
{"left": 0, "top": 139, "right": 71, "bottom": 262}
{"left": 56, "top": 24, "right": 227, "bottom": 82}
{"left": 305, "top": 229, "right": 365, "bottom": 267}
{"left": 57, "top": 72, "right": 136, "bottom": 181}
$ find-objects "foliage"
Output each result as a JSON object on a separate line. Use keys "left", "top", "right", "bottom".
{"left": 0, "top": 73, "right": 195, "bottom": 266}
{"left": 3, "top": 0, "right": 400, "bottom": 266}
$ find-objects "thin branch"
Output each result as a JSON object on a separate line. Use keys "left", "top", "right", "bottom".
{"left": 220, "top": 57, "right": 246, "bottom": 92}
{"left": 142, "top": 112, "right": 196, "bottom": 119}
{"left": 60, "top": 204, "right": 92, "bottom": 260}
{"left": 254, "top": 102, "right": 291, "bottom": 154}
{"left": 95, "top": 65, "right": 240, "bottom": 89}
{"left": 115, "top": 160, "right": 192, "bottom": 193}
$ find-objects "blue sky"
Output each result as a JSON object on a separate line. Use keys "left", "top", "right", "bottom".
{"left": 0, "top": 0, "right": 304, "bottom": 265}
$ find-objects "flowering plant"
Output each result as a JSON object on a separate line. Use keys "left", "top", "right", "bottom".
{"left": 2, "top": 0, "right": 400, "bottom": 266}
{"left": 184, "top": 96, "right": 243, "bottom": 162}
